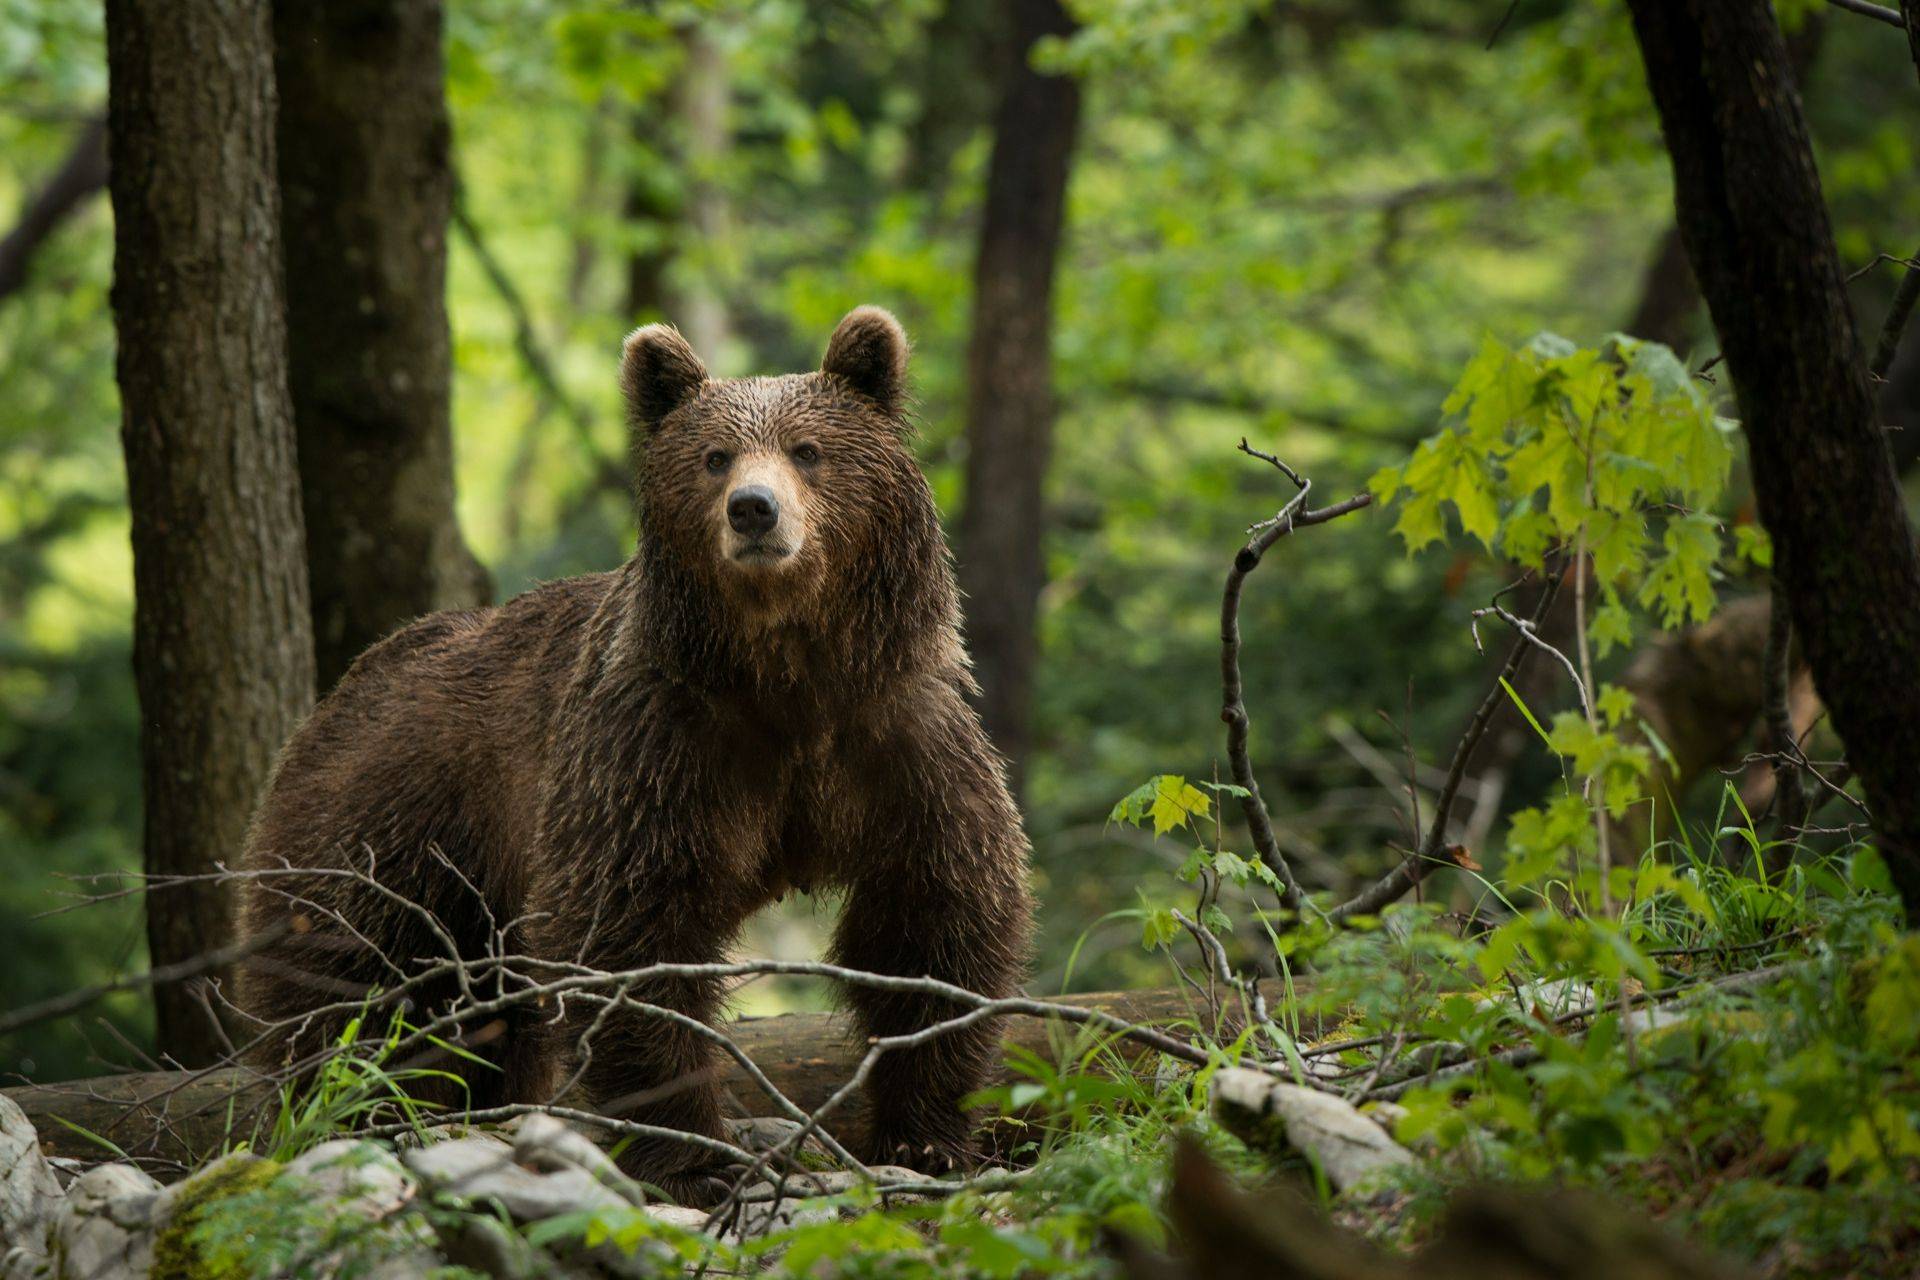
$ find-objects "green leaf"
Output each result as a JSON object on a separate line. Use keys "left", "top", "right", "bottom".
{"left": 1596, "top": 683, "right": 1636, "bottom": 727}
{"left": 1588, "top": 598, "right": 1634, "bottom": 658}
{"left": 1734, "top": 523, "right": 1773, "bottom": 568}
{"left": 1111, "top": 775, "right": 1211, "bottom": 835}
{"left": 1637, "top": 513, "right": 1721, "bottom": 627}
{"left": 1140, "top": 907, "right": 1180, "bottom": 951}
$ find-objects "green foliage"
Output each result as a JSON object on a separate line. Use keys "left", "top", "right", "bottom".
{"left": 150, "top": 1157, "right": 287, "bottom": 1280}
{"left": 1108, "top": 774, "right": 1212, "bottom": 838}
{"left": 6, "top": 4, "right": 1920, "bottom": 1272}
{"left": 264, "top": 1009, "right": 480, "bottom": 1161}
{"left": 1371, "top": 331, "right": 1739, "bottom": 632}
{"left": 1382, "top": 850, "right": 1920, "bottom": 1272}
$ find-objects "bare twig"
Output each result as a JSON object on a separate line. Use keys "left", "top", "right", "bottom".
{"left": 1468, "top": 596, "right": 1588, "bottom": 719}
{"left": 1869, "top": 245, "right": 1920, "bottom": 382}
{"left": 1825, "top": 0, "right": 1905, "bottom": 28}
{"left": 0, "top": 920, "right": 291, "bottom": 1037}
{"left": 1328, "top": 569, "right": 1566, "bottom": 926}
{"left": 1222, "top": 440, "right": 1374, "bottom": 917}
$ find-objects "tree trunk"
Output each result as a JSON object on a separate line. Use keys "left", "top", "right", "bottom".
{"left": 105, "top": 0, "right": 317, "bottom": 1066}
{"left": 1626, "top": 0, "right": 1920, "bottom": 915}
{"left": 956, "top": 0, "right": 1081, "bottom": 791}
{"left": 1620, "top": 20, "right": 1821, "bottom": 360}
{"left": 274, "top": 0, "right": 488, "bottom": 693}
{"left": 624, "top": 26, "right": 731, "bottom": 362}
{"left": 623, "top": 103, "right": 677, "bottom": 324}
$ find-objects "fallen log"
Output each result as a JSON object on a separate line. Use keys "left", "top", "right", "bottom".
{"left": 4, "top": 986, "right": 1276, "bottom": 1167}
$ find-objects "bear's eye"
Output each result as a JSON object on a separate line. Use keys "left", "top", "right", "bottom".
{"left": 704, "top": 449, "right": 731, "bottom": 474}
{"left": 792, "top": 443, "right": 821, "bottom": 466}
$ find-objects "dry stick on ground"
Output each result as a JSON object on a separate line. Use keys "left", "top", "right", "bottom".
{"left": 1221, "top": 440, "right": 1374, "bottom": 917}
{"left": 1326, "top": 569, "right": 1567, "bottom": 926}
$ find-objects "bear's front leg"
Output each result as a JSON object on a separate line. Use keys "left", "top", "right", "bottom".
{"left": 522, "top": 817, "right": 744, "bottom": 1205}
{"left": 568, "top": 924, "right": 733, "bottom": 1197}
{"left": 832, "top": 703, "right": 1034, "bottom": 1172}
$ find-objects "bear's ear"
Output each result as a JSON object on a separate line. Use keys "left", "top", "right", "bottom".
{"left": 821, "top": 306, "right": 910, "bottom": 416}
{"left": 621, "top": 324, "right": 708, "bottom": 431}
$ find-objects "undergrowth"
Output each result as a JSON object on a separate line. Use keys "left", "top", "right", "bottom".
{"left": 158, "top": 786, "right": 1915, "bottom": 1279}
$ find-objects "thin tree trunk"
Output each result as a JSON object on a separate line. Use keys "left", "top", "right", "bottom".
{"left": 623, "top": 27, "right": 730, "bottom": 360}
{"left": 1626, "top": 0, "right": 1920, "bottom": 915}
{"left": 956, "top": 0, "right": 1081, "bottom": 791}
{"left": 624, "top": 106, "right": 677, "bottom": 323}
{"left": 1621, "top": 19, "right": 1821, "bottom": 359}
{"left": 106, "top": 0, "right": 316, "bottom": 1066}
{"left": 673, "top": 25, "right": 732, "bottom": 359}
{"left": 274, "top": 0, "right": 488, "bottom": 693}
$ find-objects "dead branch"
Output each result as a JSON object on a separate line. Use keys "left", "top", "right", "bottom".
{"left": 1825, "top": 0, "right": 1904, "bottom": 29}
{"left": 1221, "top": 440, "right": 1374, "bottom": 916}
{"left": 0, "top": 920, "right": 291, "bottom": 1038}
{"left": 3, "top": 982, "right": 1253, "bottom": 1168}
{"left": 1327, "top": 568, "right": 1565, "bottom": 925}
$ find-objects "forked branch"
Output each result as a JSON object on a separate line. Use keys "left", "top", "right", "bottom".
{"left": 1220, "top": 441, "right": 1372, "bottom": 916}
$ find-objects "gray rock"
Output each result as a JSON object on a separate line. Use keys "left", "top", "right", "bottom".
{"left": 0, "top": 1096, "right": 62, "bottom": 1262}
{"left": 46, "top": 1163, "right": 162, "bottom": 1280}
{"left": 725, "top": 1116, "right": 829, "bottom": 1160}
{"left": 283, "top": 1139, "right": 413, "bottom": 1217}
{"left": 509, "top": 1115, "right": 646, "bottom": 1206}
{"left": 1210, "top": 1067, "right": 1415, "bottom": 1195}
{"left": 402, "top": 1137, "right": 625, "bottom": 1222}
{"left": 1, "top": 1248, "right": 46, "bottom": 1280}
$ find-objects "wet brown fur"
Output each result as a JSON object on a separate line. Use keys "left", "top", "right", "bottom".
{"left": 236, "top": 309, "right": 1033, "bottom": 1198}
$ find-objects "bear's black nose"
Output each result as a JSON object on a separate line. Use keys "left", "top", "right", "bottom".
{"left": 727, "top": 485, "right": 780, "bottom": 537}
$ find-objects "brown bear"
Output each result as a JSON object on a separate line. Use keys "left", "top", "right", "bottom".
{"left": 235, "top": 307, "right": 1034, "bottom": 1201}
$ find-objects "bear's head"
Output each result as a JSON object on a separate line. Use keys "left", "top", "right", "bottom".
{"left": 622, "top": 307, "right": 959, "bottom": 681}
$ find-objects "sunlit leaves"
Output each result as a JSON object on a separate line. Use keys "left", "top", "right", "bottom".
{"left": 1110, "top": 774, "right": 1213, "bottom": 836}
{"left": 1504, "top": 794, "right": 1597, "bottom": 887}
{"left": 1636, "top": 512, "right": 1722, "bottom": 627}
{"left": 1371, "top": 331, "right": 1735, "bottom": 637}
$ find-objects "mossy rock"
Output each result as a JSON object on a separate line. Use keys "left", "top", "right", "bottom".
{"left": 149, "top": 1153, "right": 282, "bottom": 1280}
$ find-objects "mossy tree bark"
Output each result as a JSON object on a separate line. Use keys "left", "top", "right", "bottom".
{"left": 1626, "top": 0, "right": 1920, "bottom": 915}
{"left": 106, "top": 0, "right": 317, "bottom": 1065}
{"left": 956, "top": 0, "right": 1081, "bottom": 793}
{"left": 274, "top": 0, "right": 488, "bottom": 692}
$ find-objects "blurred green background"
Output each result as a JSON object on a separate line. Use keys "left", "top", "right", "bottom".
{"left": 3, "top": 0, "right": 1915, "bottom": 1081}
